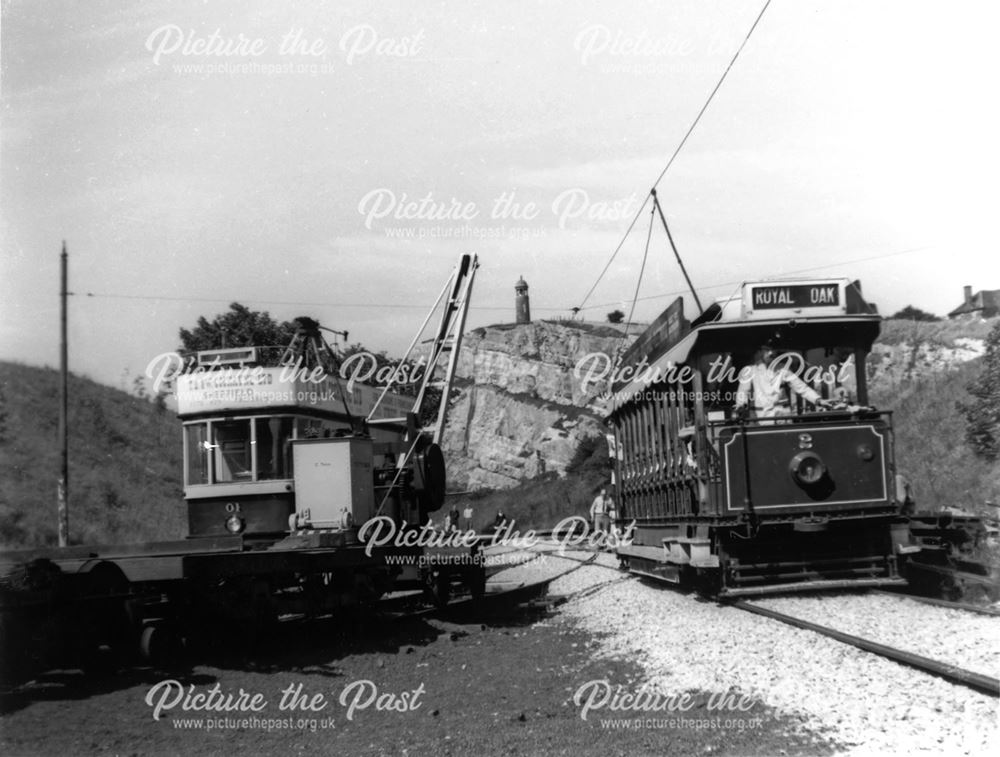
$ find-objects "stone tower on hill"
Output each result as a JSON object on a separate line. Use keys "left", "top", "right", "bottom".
{"left": 515, "top": 276, "right": 530, "bottom": 324}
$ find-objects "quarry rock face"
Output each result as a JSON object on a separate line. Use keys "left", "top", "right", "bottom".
{"left": 867, "top": 337, "right": 986, "bottom": 391}
{"left": 441, "top": 321, "right": 626, "bottom": 490}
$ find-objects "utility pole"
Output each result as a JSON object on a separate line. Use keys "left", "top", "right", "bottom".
{"left": 58, "top": 241, "right": 69, "bottom": 547}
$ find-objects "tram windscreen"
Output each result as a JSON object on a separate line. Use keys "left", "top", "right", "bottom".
{"left": 184, "top": 423, "right": 209, "bottom": 485}
{"left": 213, "top": 420, "right": 252, "bottom": 482}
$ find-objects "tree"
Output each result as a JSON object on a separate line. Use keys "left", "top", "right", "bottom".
{"left": 891, "top": 305, "right": 940, "bottom": 322}
{"left": 607, "top": 309, "right": 625, "bottom": 324}
{"left": 960, "top": 321, "right": 1000, "bottom": 461}
{"left": 340, "top": 342, "right": 395, "bottom": 375}
{"left": 175, "top": 307, "right": 443, "bottom": 423}
{"left": 178, "top": 303, "right": 298, "bottom": 361}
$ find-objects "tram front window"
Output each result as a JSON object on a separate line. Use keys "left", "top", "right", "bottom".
{"left": 185, "top": 423, "right": 209, "bottom": 485}
{"left": 214, "top": 420, "right": 252, "bottom": 482}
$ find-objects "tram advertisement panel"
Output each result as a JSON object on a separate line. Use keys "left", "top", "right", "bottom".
{"left": 176, "top": 367, "right": 346, "bottom": 415}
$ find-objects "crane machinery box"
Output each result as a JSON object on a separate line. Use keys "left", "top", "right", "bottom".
{"left": 291, "top": 437, "right": 375, "bottom": 528}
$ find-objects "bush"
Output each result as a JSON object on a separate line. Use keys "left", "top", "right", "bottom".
{"left": 891, "top": 305, "right": 941, "bottom": 322}
{"left": 961, "top": 321, "right": 1000, "bottom": 461}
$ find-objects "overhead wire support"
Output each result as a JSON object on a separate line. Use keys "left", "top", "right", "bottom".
{"left": 651, "top": 188, "right": 703, "bottom": 314}
{"left": 58, "top": 241, "right": 69, "bottom": 547}
{"left": 573, "top": 0, "right": 772, "bottom": 315}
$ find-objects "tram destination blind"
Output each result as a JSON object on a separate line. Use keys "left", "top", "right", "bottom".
{"left": 750, "top": 283, "right": 840, "bottom": 310}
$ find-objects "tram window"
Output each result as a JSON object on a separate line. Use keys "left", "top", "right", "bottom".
{"left": 184, "top": 423, "right": 209, "bottom": 485}
{"left": 213, "top": 420, "right": 252, "bottom": 482}
{"left": 256, "top": 417, "right": 294, "bottom": 480}
{"left": 803, "top": 346, "right": 858, "bottom": 402}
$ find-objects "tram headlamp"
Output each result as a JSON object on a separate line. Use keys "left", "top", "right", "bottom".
{"left": 225, "top": 514, "right": 245, "bottom": 534}
{"left": 856, "top": 444, "right": 875, "bottom": 461}
{"left": 789, "top": 451, "right": 826, "bottom": 486}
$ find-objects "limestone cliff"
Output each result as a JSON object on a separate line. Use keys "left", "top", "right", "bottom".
{"left": 441, "top": 321, "right": 627, "bottom": 490}
{"left": 865, "top": 317, "right": 995, "bottom": 392}
{"left": 868, "top": 337, "right": 986, "bottom": 393}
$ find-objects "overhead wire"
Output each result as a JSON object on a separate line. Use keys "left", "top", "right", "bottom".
{"left": 71, "top": 290, "right": 565, "bottom": 313}
{"left": 71, "top": 242, "right": 931, "bottom": 317}
{"left": 574, "top": 0, "right": 774, "bottom": 315}
{"left": 626, "top": 206, "right": 656, "bottom": 334}
{"left": 574, "top": 244, "right": 934, "bottom": 313}
{"left": 612, "top": 205, "right": 658, "bottom": 363}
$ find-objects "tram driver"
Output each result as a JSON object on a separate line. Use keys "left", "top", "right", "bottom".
{"left": 734, "top": 343, "right": 830, "bottom": 421}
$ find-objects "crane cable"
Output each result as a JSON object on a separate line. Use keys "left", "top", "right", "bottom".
{"left": 574, "top": 0, "right": 773, "bottom": 315}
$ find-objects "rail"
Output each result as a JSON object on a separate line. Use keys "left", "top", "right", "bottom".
{"left": 728, "top": 599, "right": 999, "bottom": 697}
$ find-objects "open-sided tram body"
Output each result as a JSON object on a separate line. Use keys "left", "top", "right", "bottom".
{"left": 611, "top": 278, "right": 915, "bottom": 596}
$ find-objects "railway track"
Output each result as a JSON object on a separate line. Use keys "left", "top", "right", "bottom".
{"left": 185, "top": 543, "right": 1000, "bottom": 692}
{"left": 536, "top": 545, "right": 1000, "bottom": 691}
{"left": 379, "top": 547, "right": 622, "bottom": 624}
{"left": 903, "top": 559, "right": 1000, "bottom": 603}
{"left": 728, "top": 598, "right": 1000, "bottom": 697}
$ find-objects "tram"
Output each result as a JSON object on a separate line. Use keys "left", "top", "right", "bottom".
{"left": 609, "top": 278, "right": 915, "bottom": 596}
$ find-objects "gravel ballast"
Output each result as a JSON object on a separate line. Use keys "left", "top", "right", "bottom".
{"left": 558, "top": 570, "right": 998, "bottom": 756}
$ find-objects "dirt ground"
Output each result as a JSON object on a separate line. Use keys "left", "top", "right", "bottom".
{"left": 0, "top": 604, "right": 840, "bottom": 757}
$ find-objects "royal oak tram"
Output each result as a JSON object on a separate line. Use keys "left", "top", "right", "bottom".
{"left": 609, "top": 278, "right": 917, "bottom": 596}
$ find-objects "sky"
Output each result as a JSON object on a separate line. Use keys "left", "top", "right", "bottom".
{"left": 2, "top": 0, "right": 999, "bottom": 392}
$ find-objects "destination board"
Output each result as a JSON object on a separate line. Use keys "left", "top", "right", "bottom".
{"left": 749, "top": 283, "right": 840, "bottom": 310}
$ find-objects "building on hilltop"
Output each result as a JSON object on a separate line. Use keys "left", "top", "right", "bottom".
{"left": 948, "top": 285, "right": 1000, "bottom": 319}
{"left": 515, "top": 276, "right": 531, "bottom": 324}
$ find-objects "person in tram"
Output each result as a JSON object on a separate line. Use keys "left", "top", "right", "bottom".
{"left": 734, "top": 343, "right": 830, "bottom": 420}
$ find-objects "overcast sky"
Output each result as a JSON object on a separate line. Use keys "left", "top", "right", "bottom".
{"left": 2, "top": 0, "right": 998, "bottom": 391}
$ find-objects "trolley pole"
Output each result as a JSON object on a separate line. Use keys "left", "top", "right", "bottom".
{"left": 651, "top": 188, "right": 703, "bottom": 314}
{"left": 58, "top": 241, "right": 69, "bottom": 547}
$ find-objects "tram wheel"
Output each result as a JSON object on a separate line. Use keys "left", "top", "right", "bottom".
{"left": 139, "top": 623, "right": 180, "bottom": 666}
{"left": 465, "top": 568, "right": 486, "bottom": 600}
{"left": 423, "top": 570, "right": 450, "bottom": 608}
